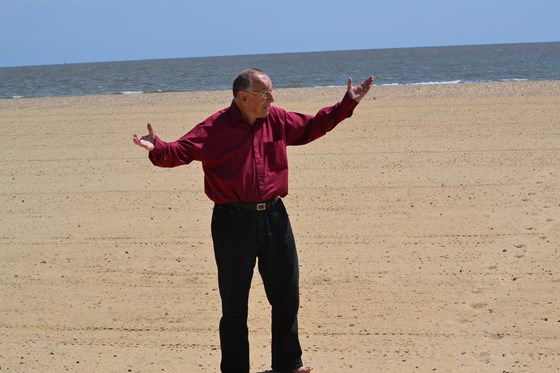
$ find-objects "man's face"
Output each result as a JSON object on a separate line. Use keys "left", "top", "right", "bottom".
{"left": 245, "top": 74, "right": 274, "bottom": 119}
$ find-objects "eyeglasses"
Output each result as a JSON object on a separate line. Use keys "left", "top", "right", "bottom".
{"left": 244, "top": 89, "right": 273, "bottom": 98}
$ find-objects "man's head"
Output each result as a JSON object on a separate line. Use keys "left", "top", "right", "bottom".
{"left": 233, "top": 68, "right": 274, "bottom": 124}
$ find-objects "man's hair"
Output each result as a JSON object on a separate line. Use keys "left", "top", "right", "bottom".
{"left": 232, "top": 68, "right": 265, "bottom": 97}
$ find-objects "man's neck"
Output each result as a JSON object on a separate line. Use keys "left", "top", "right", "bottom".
{"left": 234, "top": 99, "right": 257, "bottom": 126}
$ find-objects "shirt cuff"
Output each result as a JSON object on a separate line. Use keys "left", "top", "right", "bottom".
{"left": 340, "top": 92, "right": 359, "bottom": 116}
{"left": 150, "top": 135, "right": 166, "bottom": 155}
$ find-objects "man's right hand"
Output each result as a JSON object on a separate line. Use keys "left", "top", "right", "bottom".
{"left": 132, "top": 123, "right": 155, "bottom": 151}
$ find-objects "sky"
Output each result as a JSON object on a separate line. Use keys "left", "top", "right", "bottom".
{"left": 1, "top": 0, "right": 559, "bottom": 68}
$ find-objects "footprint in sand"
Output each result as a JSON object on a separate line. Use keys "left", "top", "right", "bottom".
{"left": 471, "top": 351, "right": 491, "bottom": 363}
{"left": 483, "top": 332, "right": 504, "bottom": 340}
{"left": 448, "top": 318, "right": 472, "bottom": 326}
{"left": 470, "top": 302, "right": 488, "bottom": 310}
{"left": 501, "top": 276, "right": 522, "bottom": 284}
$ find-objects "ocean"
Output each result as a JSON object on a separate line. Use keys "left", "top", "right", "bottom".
{"left": 1, "top": 42, "right": 559, "bottom": 99}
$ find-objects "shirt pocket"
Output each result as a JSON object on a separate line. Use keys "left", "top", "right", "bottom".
{"left": 264, "top": 140, "right": 288, "bottom": 172}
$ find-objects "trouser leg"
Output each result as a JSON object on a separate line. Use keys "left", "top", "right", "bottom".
{"left": 257, "top": 200, "right": 303, "bottom": 371}
{"left": 212, "top": 205, "right": 256, "bottom": 373}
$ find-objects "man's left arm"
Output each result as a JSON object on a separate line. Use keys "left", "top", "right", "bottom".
{"left": 285, "top": 76, "right": 374, "bottom": 146}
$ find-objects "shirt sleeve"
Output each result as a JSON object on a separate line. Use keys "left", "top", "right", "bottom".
{"left": 284, "top": 92, "right": 359, "bottom": 146}
{"left": 148, "top": 125, "right": 206, "bottom": 168}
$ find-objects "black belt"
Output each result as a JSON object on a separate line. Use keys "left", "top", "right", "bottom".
{"left": 226, "top": 196, "right": 280, "bottom": 211}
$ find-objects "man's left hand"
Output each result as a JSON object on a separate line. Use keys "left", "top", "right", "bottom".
{"left": 347, "top": 76, "right": 375, "bottom": 103}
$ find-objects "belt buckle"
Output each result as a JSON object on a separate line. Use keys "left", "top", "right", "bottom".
{"left": 256, "top": 203, "right": 266, "bottom": 211}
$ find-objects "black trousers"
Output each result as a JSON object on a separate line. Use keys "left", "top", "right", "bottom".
{"left": 211, "top": 199, "right": 303, "bottom": 373}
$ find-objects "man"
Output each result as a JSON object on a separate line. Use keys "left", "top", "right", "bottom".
{"left": 133, "top": 68, "right": 374, "bottom": 373}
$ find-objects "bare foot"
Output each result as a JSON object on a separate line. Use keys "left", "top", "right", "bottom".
{"left": 292, "top": 366, "right": 313, "bottom": 373}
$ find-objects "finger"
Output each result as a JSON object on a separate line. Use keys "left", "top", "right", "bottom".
{"left": 362, "top": 76, "right": 374, "bottom": 87}
{"left": 347, "top": 77, "right": 353, "bottom": 91}
{"left": 359, "top": 77, "right": 374, "bottom": 94}
{"left": 134, "top": 137, "right": 144, "bottom": 147}
{"left": 147, "top": 123, "right": 154, "bottom": 137}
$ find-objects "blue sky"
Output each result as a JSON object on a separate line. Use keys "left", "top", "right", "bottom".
{"left": 2, "top": 0, "right": 559, "bottom": 67}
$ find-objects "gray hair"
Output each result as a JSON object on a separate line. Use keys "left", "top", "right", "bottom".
{"left": 232, "top": 68, "right": 265, "bottom": 97}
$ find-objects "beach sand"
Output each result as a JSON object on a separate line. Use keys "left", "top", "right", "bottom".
{"left": 1, "top": 81, "right": 560, "bottom": 372}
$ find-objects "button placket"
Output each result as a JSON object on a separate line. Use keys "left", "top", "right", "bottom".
{"left": 253, "top": 125, "right": 265, "bottom": 196}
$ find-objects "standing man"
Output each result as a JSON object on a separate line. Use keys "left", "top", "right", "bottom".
{"left": 133, "top": 68, "right": 374, "bottom": 373}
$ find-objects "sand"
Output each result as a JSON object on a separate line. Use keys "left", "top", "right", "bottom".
{"left": 1, "top": 81, "right": 559, "bottom": 372}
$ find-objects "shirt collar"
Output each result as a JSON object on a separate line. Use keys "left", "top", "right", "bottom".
{"left": 229, "top": 100, "right": 253, "bottom": 129}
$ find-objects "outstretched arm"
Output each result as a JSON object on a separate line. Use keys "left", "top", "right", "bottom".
{"left": 347, "top": 76, "right": 375, "bottom": 102}
{"left": 133, "top": 122, "right": 198, "bottom": 168}
{"left": 132, "top": 123, "right": 155, "bottom": 151}
{"left": 284, "top": 76, "right": 375, "bottom": 146}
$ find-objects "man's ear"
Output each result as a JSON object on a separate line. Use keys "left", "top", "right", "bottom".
{"left": 236, "top": 91, "right": 248, "bottom": 103}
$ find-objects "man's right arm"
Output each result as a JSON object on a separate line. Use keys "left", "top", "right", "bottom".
{"left": 147, "top": 134, "right": 196, "bottom": 168}
{"left": 132, "top": 123, "right": 196, "bottom": 168}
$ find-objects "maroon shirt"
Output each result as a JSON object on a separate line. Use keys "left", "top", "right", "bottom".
{"left": 149, "top": 93, "right": 359, "bottom": 204}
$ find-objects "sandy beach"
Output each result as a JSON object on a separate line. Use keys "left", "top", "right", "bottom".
{"left": 1, "top": 81, "right": 560, "bottom": 372}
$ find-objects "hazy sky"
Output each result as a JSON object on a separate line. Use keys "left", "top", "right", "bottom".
{"left": 2, "top": 0, "right": 559, "bottom": 67}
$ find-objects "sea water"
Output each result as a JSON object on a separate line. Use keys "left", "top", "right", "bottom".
{"left": 1, "top": 42, "right": 559, "bottom": 99}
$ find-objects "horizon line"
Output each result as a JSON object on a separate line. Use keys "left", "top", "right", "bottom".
{"left": 1, "top": 40, "right": 559, "bottom": 69}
